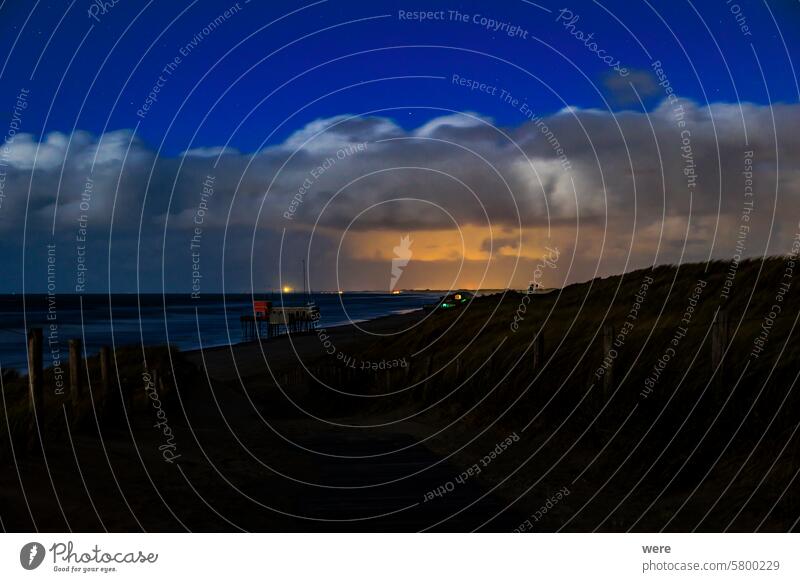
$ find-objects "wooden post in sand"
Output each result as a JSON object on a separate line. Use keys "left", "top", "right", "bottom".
{"left": 532, "top": 333, "right": 544, "bottom": 372}
{"left": 67, "top": 338, "right": 83, "bottom": 424}
{"left": 602, "top": 324, "right": 615, "bottom": 395}
{"left": 100, "top": 346, "right": 112, "bottom": 407}
{"left": 711, "top": 310, "right": 729, "bottom": 394}
{"left": 27, "top": 328, "right": 44, "bottom": 439}
{"left": 68, "top": 339, "right": 82, "bottom": 404}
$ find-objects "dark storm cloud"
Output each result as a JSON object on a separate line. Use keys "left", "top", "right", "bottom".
{"left": 3, "top": 99, "right": 799, "bottom": 291}
{"left": 602, "top": 69, "right": 660, "bottom": 105}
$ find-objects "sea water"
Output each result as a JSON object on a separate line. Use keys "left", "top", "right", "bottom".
{"left": 0, "top": 292, "right": 439, "bottom": 371}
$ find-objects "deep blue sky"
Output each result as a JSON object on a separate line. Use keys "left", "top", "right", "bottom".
{"left": 2, "top": 0, "right": 798, "bottom": 154}
{"left": 1, "top": 0, "right": 799, "bottom": 294}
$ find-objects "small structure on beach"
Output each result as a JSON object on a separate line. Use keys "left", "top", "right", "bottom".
{"left": 240, "top": 300, "right": 319, "bottom": 341}
{"left": 423, "top": 291, "right": 474, "bottom": 313}
{"left": 527, "top": 282, "right": 555, "bottom": 295}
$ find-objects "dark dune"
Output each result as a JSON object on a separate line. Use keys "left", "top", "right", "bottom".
{"left": 2, "top": 258, "right": 799, "bottom": 531}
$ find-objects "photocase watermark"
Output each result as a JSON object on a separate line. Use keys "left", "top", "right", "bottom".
{"left": 190, "top": 174, "right": 215, "bottom": 300}
{"left": 398, "top": 9, "right": 529, "bottom": 39}
{"left": 75, "top": 175, "right": 93, "bottom": 293}
{"left": 511, "top": 246, "right": 559, "bottom": 332}
{"left": 314, "top": 322, "right": 407, "bottom": 372}
{"left": 49, "top": 541, "right": 158, "bottom": 573}
{"left": 513, "top": 486, "right": 571, "bottom": 531}
{"left": 20, "top": 542, "right": 46, "bottom": 570}
{"left": 721, "top": 149, "right": 755, "bottom": 300}
{"left": 518, "top": 103, "right": 572, "bottom": 171}
{"left": 284, "top": 142, "right": 367, "bottom": 220}
{"left": 314, "top": 323, "right": 337, "bottom": 356}
{"left": 45, "top": 244, "right": 65, "bottom": 396}
{"left": 677, "top": 112, "right": 698, "bottom": 193}
{"left": 555, "top": 8, "right": 629, "bottom": 77}
{"left": 87, "top": 0, "right": 122, "bottom": 22}
{"left": 594, "top": 274, "right": 653, "bottom": 380}
{"left": 21, "top": 539, "right": 158, "bottom": 573}
{"left": 641, "top": 279, "right": 707, "bottom": 398}
{"left": 423, "top": 432, "right": 519, "bottom": 502}
{"left": 452, "top": 74, "right": 572, "bottom": 171}
{"left": 136, "top": 2, "right": 244, "bottom": 119}
{"left": 726, "top": 0, "right": 753, "bottom": 37}
{"left": 143, "top": 371, "right": 180, "bottom": 464}
{"left": 451, "top": 73, "right": 499, "bottom": 97}
{"left": 447, "top": 9, "right": 529, "bottom": 39}
{"left": 0, "top": 87, "right": 30, "bottom": 214}
{"left": 338, "top": 353, "right": 408, "bottom": 371}
{"left": 390, "top": 234, "right": 413, "bottom": 291}
{"left": 652, "top": 60, "right": 698, "bottom": 195}
{"left": 749, "top": 227, "right": 800, "bottom": 359}
{"left": 652, "top": 59, "right": 679, "bottom": 106}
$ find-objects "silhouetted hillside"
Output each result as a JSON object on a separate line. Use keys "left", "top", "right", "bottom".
{"left": 348, "top": 257, "right": 800, "bottom": 530}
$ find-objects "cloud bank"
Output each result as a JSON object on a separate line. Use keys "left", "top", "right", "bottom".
{"left": 2, "top": 98, "right": 798, "bottom": 292}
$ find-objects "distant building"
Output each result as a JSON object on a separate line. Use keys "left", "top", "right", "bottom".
{"left": 527, "top": 282, "right": 555, "bottom": 295}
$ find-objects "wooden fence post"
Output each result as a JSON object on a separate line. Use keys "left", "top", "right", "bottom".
{"left": 100, "top": 346, "right": 112, "bottom": 407}
{"left": 68, "top": 339, "right": 82, "bottom": 405}
{"left": 603, "top": 324, "right": 615, "bottom": 395}
{"left": 533, "top": 332, "right": 544, "bottom": 371}
{"left": 711, "top": 310, "right": 729, "bottom": 367}
{"left": 712, "top": 310, "right": 729, "bottom": 392}
{"left": 27, "top": 328, "right": 44, "bottom": 441}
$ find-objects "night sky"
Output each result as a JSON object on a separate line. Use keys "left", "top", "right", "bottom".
{"left": 1, "top": 0, "right": 799, "bottom": 293}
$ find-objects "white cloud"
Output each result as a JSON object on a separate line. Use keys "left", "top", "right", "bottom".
{"left": 280, "top": 114, "right": 403, "bottom": 154}
{"left": 4, "top": 102, "right": 799, "bottom": 288}
{"left": 413, "top": 111, "right": 493, "bottom": 137}
{"left": 180, "top": 146, "right": 240, "bottom": 158}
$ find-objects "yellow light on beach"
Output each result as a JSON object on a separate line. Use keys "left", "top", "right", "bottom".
{"left": 391, "top": 290, "right": 401, "bottom": 295}
{"left": 282, "top": 286, "right": 292, "bottom": 293}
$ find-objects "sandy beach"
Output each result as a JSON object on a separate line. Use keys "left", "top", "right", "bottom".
{"left": 186, "top": 310, "right": 426, "bottom": 383}
{"left": 0, "top": 306, "right": 528, "bottom": 531}
{"left": 3, "top": 261, "right": 800, "bottom": 532}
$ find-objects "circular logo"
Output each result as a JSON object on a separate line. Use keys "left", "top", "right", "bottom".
{"left": 19, "top": 542, "right": 46, "bottom": 570}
